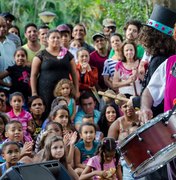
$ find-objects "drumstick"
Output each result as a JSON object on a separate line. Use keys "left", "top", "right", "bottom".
{"left": 98, "top": 91, "right": 129, "bottom": 102}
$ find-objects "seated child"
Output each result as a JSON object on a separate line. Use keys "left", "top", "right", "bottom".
{"left": 0, "top": 142, "right": 23, "bottom": 176}
{"left": 74, "top": 122, "right": 99, "bottom": 175}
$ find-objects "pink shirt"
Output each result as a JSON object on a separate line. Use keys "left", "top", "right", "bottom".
{"left": 6, "top": 109, "right": 32, "bottom": 142}
{"left": 87, "top": 155, "right": 118, "bottom": 180}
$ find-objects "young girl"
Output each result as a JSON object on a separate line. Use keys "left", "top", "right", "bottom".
{"left": 42, "top": 135, "right": 79, "bottom": 179}
{"left": 0, "top": 47, "right": 31, "bottom": 105}
{"left": 6, "top": 92, "right": 34, "bottom": 142}
{"left": 80, "top": 137, "right": 122, "bottom": 180}
{"left": 54, "top": 79, "right": 76, "bottom": 123}
{"left": 28, "top": 95, "right": 46, "bottom": 140}
{"left": 98, "top": 103, "right": 120, "bottom": 137}
{"left": 74, "top": 122, "right": 99, "bottom": 175}
{"left": 76, "top": 47, "right": 98, "bottom": 91}
{"left": 113, "top": 41, "right": 142, "bottom": 97}
{"left": 0, "top": 113, "right": 9, "bottom": 143}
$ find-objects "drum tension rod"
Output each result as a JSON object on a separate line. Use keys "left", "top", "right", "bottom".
{"left": 147, "top": 150, "right": 153, "bottom": 158}
{"left": 136, "top": 133, "right": 143, "bottom": 141}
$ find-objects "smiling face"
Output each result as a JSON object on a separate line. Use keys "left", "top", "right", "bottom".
{"left": 77, "top": 49, "right": 90, "bottom": 65}
{"left": 123, "top": 43, "right": 135, "bottom": 61}
{"left": 0, "top": 17, "right": 7, "bottom": 39}
{"left": 72, "top": 25, "right": 86, "bottom": 41}
{"left": 2, "top": 144, "right": 20, "bottom": 166}
{"left": 14, "top": 49, "right": 27, "bottom": 67}
{"left": 121, "top": 103, "right": 135, "bottom": 118}
{"left": 25, "top": 26, "right": 38, "bottom": 42}
{"left": 105, "top": 106, "right": 117, "bottom": 124}
{"left": 38, "top": 28, "right": 49, "bottom": 46}
{"left": 51, "top": 140, "right": 65, "bottom": 160}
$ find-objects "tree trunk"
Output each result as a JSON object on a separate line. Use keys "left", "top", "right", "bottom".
{"left": 151, "top": 0, "right": 176, "bottom": 11}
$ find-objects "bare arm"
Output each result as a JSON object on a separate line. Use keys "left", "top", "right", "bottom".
{"left": 30, "top": 56, "right": 42, "bottom": 96}
{"left": 103, "top": 75, "right": 114, "bottom": 89}
{"left": 70, "top": 99, "right": 76, "bottom": 123}
{"left": 70, "top": 59, "right": 80, "bottom": 99}
{"left": 140, "top": 87, "right": 154, "bottom": 123}
{"left": 67, "top": 164, "right": 79, "bottom": 180}
{"left": 107, "top": 119, "right": 119, "bottom": 140}
{"left": 0, "top": 71, "right": 11, "bottom": 87}
{"left": 74, "top": 147, "right": 86, "bottom": 169}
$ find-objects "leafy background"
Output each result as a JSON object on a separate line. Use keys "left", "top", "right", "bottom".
{"left": 0, "top": 0, "right": 168, "bottom": 44}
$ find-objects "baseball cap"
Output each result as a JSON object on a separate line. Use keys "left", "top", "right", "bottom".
{"left": 0, "top": 12, "right": 16, "bottom": 20}
{"left": 57, "top": 24, "right": 71, "bottom": 33}
{"left": 92, "top": 32, "right": 106, "bottom": 41}
{"left": 103, "top": 18, "right": 116, "bottom": 27}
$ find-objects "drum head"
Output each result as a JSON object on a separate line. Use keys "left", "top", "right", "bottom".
{"left": 133, "top": 143, "right": 176, "bottom": 178}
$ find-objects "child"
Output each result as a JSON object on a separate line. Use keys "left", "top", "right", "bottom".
{"left": 42, "top": 135, "right": 79, "bottom": 179}
{"left": 28, "top": 95, "right": 46, "bottom": 140}
{"left": 54, "top": 79, "right": 76, "bottom": 123}
{"left": 98, "top": 103, "right": 120, "bottom": 137}
{"left": 0, "top": 113, "right": 9, "bottom": 143}
{"left": 0, "top": 142, "right": 23, "bottom": 176}
{"left": 0, "top": 48, "right": 31, "bottom": 105}
{"left": 76, "top": 47, "right": 98, "bottom": 92}
{"left": 74, "top": 122, "right": 99, "bottom": 175}
{"left": 80, "top": 137, "right": 122, "bottom": 180}
{"left": 6, "top": 92, "right": 34, "bottom": 142}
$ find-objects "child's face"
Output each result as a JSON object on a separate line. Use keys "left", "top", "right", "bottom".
{"left": 30, "top": 98, "right": 45, "bottom": 116}
{"left": 123, "top": 43, "right": 135, "bottom": 60}
{"left": 105, "top": 106, "right": 117, "bottom": 123}
{"left": 53, "top": 109, "right": 69, "bottom": 128}
{"left": 78, "top": 50, "right": 90, "bottom": 65}
{"left": 60, "top": 32, "right": 71, "bottom": 47}
{"left": 103, "top": 150, "right": 116, "bottom": 163}
{"left": 5, "top": 123, "right": 23, "bottom": 142}
{"left": 0, "top": 117, "right": 5, "bottom": 134}
{"left": 10, "top": 96, "right": 24, "bottom": 111}
{"left": 0, "top": 92, "right": 7, "bottom": 102}
{"left": 80, "top": 125, "right": 95, "bottom": 143}
{"left": 47, "top": 124, "right": 62, "bottom": 137}
{"left": 61, "top": 83, "right": 71, "bottom": 98}
{"left": 70, "top": 40, "right": 81, "bottom": 49}
{"left": 15, "top": 50, "right": 27, "bottom": 67}
{"left": 51, "top": 140, "right": 65, "bottom": 160}
{"left": 2, "top": 144, "right": 20, "bottom": 165}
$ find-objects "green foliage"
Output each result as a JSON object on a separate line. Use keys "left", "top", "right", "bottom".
{"left": 0, "top": 0, "right": 152, "bottom": 43}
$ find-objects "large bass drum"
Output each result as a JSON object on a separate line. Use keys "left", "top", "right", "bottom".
{"left": 118, "top": 111, "right": 176, "bottom": 178}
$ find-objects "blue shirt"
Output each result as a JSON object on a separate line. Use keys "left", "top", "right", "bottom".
{"left": 74, "top": 109, "right": 100, "bottom": 125}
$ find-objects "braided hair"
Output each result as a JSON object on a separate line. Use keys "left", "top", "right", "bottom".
{"left": 96, "top": 137, "right": 120, "bottom": 170}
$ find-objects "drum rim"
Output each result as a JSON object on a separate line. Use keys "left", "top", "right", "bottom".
{"left": 118, "top": 111, "right": 170, "bottom": 148}
{"left": 132, "top": 142, "right": 176, "bottom": 178}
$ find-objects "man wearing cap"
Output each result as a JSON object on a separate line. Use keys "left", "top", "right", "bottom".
{"left": 0, "top": 12, "right": 21, "bottom": 47}
{"left": 89, "top": 33, "right": 109, "bottom": 90}
{"left": 57, "top": 24, "right": 71, "bottom": 49}
{"left": 38, "top": 25, "right": 49, "bottom": 47}
{"left": 72, "top": 23, "right": 94, "bottom": 53}
{"left": 102, "top": 18, "right": 116, "bottom": 39}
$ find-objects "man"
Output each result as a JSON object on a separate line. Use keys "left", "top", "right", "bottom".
{"left": 90, "top": 32, "right": 109, "bottom": 90}
{"left": 72, "top": 23, "right": 94, "bottom": 53}
{"left": 38, "top": 25, "right": 49, "bottom": 47}
{"left": 102, "top": 18, "right": 116, "bottom": 39}
{"left": 0, "top": 16, "right": 16, "bottom": 87}
{"left": 74, "top": 91, "right": 100, "bottom": 131}
{"left": 23, "top": 23, "right": 44, "bottom": 64}
{"left": 0, "top": 12, "right": 21, "bottom": 47}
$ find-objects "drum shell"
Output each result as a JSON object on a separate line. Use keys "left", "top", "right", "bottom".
{"left": 119, "top": 114, "right": 176, "bottom": 171}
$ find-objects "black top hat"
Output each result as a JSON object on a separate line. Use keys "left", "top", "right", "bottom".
{"left": 146, "top": 4, "right": 176, "bottom": 36}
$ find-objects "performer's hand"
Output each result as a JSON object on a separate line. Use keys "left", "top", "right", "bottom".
{"left": 139, "top": 108, "right": 153, "bottom": 124}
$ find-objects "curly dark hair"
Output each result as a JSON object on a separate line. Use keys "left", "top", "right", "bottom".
{"left": 139, "top": 26, "right": 176, "bottom": 56}
{"left": 124, "top": 20, "right": 143, "bottom": 33}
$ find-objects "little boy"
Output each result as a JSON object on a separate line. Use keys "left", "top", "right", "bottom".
{"left": 0, "top": 141, "right": 22, "bottom": 176}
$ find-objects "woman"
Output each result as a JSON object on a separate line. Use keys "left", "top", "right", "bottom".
{"left": 31, "top": 29, "right": 79, "bottom": 117}
{"left": 113, "top": 41, "right": 141, "bottom": 97}
{"left": 102, "top": 33, "right": 123, "bottom": 91}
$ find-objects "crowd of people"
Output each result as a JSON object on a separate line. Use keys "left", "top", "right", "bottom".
{"left": 0, "top": 4, "right": 175, "bottom": 180}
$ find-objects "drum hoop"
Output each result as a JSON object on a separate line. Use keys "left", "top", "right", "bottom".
{"left": 132, "top": 142, "right": 176, "bottom": 178}
{"left": 118, "top": 111, "right": 170, "bottom": 148}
